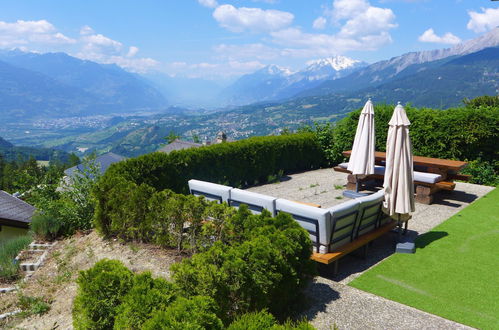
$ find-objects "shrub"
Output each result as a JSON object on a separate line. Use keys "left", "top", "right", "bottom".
{"left": 18, "top": 295, "right": 51, "bottom": 316}
{"left": 72, "top": 259, "right": 134, "bottom": 329}
{"left": 113, "top": 272, "right": 176, "bottom": 330}
{"left": 461, "top": 159, "right": 498, "bottom": 186}
{"left": 172, "top": 210, "right": 315, "bottom": 323}
{"left": 227, "top": 310, "right": 315, "bottom": 330}
{"left": 0, "top": 235, "right": 32, "bottom": 280}
{"left": 30, "top": 211, "right": 62, "bottom": 241}
{"left": 327, "top": 103, "right": 499, "bottom": 166}
{"left": 141, "top": 295, "right": 223, "bottom": 330}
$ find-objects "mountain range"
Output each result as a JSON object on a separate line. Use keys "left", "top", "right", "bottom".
{"left": 219, "top": 56, "right": 367, "bottom": 106}
{"left": 0, "top": 50, "right": 168, "bottom": 122}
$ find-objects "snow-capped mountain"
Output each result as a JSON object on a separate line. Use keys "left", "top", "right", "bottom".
{"left": 302, "top": 27, "right": 499, "bottom": 97}
{"left": 220, "top": 56, "right": 366, "bottom": 106}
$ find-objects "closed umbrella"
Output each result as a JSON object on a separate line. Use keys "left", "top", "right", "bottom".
{"left": 383, "top": 102, "right": 415, "bottom": 222}
{"left": 344, "top": 99, "right": 375, "bottom": 197}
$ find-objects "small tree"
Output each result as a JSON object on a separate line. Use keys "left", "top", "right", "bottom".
{"left": 165, "top": 131, "right": 181, "bottom": 144}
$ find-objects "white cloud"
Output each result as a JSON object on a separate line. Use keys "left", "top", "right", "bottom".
{"left": 198, "top": 0, "right": 218, "bottom": 9}
{"left": 0, "top": 20, "right": 158, "bottom": 73}
{"left": 213, "top": 4, "right": 294, "bottom": 33}
{"left": 418, "top": 28, "right": 461, "bottom": 45}
{"left": 337, "top": 6, "right": 397, "bottom": 37}
{"left": 127, "top": 46, "right": 139, "bottom": 57}
{"left": 332, "top": 0, "right": 369, "bottom": 21}
{"left": 467, "top": 7, "right": 499, "bottom": 33}
{"left": 0, "top": 19, "right": 75, "bottom": 47}
{"left": 313, "top": 17, "right": 327, "bottom": 30}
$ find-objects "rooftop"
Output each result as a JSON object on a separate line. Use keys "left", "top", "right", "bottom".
{"left": 0, "top": 190, "right": 36, "bottom": 227}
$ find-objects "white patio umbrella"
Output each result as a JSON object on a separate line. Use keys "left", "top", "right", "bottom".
{"left": 383, "top": 102, "right": 415, "bottom": 221}
{"left": 346, "top": 99, "right": 375, "bottom": 195}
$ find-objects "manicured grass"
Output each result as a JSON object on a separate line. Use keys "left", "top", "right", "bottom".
{"left": 350, "top": 188, "right": 499, "bottom": 329}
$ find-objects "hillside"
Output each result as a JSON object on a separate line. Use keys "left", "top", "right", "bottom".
{"left": 302, "top": 27, "right": 499, "bottom": 98}
{"left": 0, "top": 51, "right": 168, "bottom": 122}
{"left": 0, "top": 136, "right": 71, "bottom": 162}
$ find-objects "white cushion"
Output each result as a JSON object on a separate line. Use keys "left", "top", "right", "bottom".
{"left": 414, "top": 171, "right": 442, "bottom": 184}
{"left": 275, "top": 199, "right": 331, "bottom": 246}
{"left": 229, "top": 189, "right": 276, "bottom": 216}
{"left": 188, "top": 179, "right": 232, "bottom": 203}
{"left": 338, "top": 162, "right": 385, "bottom": 175}
{"left": 339, "top": 162, "right": 442, "bottom": 184}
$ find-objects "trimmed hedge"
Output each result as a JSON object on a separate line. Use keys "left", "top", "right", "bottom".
{"left": 329, "top": 104, "right": 499, "bottom": 166}
{"left": 99, "top": 133, "right": 326, "bottom": 194}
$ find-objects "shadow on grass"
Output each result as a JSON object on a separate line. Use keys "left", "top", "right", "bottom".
{"left": 415, "top": 231, "right": 448, "bottom": 249}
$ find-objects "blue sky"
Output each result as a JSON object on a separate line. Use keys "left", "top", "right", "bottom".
{"left": 0, "top": 0, "right": 498, "bottom": 81}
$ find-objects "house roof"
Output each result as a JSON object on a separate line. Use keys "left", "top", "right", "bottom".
{"left": 64, "top": 152, "right": 126, "bottom": 177}
{"left": 158, "top": 139, "right": 202, "bottom": 154}
{"left": 0, "top": 190, "right": 35, "bottom": 227}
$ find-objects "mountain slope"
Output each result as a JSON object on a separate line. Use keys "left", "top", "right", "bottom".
{"left": 0, "top": 136, "right": 71, "bottom": 162}
{"left": 303, "top": 27, "right": 499, "bottom": 97}
{"left": 219, "top": 56, "right": 366, "bottom": 106}
{"left": 0, "top": 51, "right": 168, "bottom": 121}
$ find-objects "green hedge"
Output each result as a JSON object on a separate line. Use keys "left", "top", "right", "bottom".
{"left": 100, "top": 133, "right": 326, "bottom": 194}
{"left": 329, "top": 104, "right": 499, "bottom": 166}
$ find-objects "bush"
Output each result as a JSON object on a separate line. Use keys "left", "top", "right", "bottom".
{"left": 227, "top": 310, "right": 315, "bottom": 330}
{"left": 461, "top": 159, "right": 498, "bottom": 186}
{"left": 113, "top": 272, "right": 176, "bottom": 330}
{"left": 172, "top": 209, "right": 315, "bottom": 323}
{"left": 0, "top": 235, "right": 32, "bottom": 280}
{"left": 142, "top": 296, "right": 223, "bottom": 330}
{"left": 72, "top": 259, "right": 134, "bottom": 329}
{"left": 326, "top": 103, "right": 499, "bottom": 166}
{"left": 30, "top": 212, "right": 62, "bottom": 241}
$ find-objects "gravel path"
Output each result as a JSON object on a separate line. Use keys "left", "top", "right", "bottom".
{"left": 247, "top": 168, "right": 494, "bottom": 330}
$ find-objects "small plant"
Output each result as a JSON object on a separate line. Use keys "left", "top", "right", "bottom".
{"left": 335, "top": 196, "right": 344, "bottom": 200}
{"left": 18, "top": 295, "right": 50, "bottom": 316}
{"left": 0, "top": 235, "right": 32, "bottom": 280}
{"left": 334, "top": 184, "right": 343, "bottom": 190}
{"left": 30, "top": 211, "right": 62, "bottom": 241}
{"left": 228, "top": 310, "right": 315, "bottom": 330}
{"left": 310, "top": 183, "right": 319, "bottom": 188}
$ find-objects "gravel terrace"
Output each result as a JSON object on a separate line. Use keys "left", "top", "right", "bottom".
{"left": 247, "top": 168, "right": 494, "bottom": 330}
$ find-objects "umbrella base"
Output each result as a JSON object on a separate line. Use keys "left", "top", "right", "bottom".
{"left": 396, "top": 242, "right": 415, "bottom": 254}
{"left": 342, "top": 190, "right": 370, "bottom": 199}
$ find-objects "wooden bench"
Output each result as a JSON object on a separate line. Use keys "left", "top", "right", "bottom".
{"left": 312, "top": 219, "right": 398, "bottom": 274}
{"left": 334, "top": 166, "right": 459, "bottom": 205}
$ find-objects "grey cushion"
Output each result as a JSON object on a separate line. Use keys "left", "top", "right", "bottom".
{"left": 275, "top": 199, "right": 331, "bottom": 247}
{"left": 229, "top": 189, "right": 276, "bottom": 216}
{"left": 188, "top": 179, "right": 232, "bottom": 203}
{"left": 327, "top": 199, "right": 360, "bottom": 250}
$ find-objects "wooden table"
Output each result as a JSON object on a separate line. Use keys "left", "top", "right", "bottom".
{"left": 340, "top": 151, "right": 469, "bottom": 204}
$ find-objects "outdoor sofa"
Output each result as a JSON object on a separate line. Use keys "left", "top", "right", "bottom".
{"left": 188, "top": 179, "right": 394, "bottom": 255}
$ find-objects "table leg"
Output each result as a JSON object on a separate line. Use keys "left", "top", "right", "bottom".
{"left": 415, "top": 185, "right": 440, "bottom": 204}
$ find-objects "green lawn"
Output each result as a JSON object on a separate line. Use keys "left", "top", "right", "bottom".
{"left": 350, "top": 188, "right": 499, "bottom": 329}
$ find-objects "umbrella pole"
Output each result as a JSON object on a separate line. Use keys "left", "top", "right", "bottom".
{"left": 355, "top": 175, "right": 359, "bottom": 193}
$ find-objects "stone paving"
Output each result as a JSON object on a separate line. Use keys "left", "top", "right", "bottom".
{"left": 247, "top": 168, "right": 494, "bottom": 330}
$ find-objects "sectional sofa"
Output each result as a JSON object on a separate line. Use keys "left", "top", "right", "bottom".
{"left": 188, "top": 179, "right": 394, "bottom": 255}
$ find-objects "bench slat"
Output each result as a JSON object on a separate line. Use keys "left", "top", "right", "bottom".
{"left": 311, "top": 220, "right": 397, "bottom": 264}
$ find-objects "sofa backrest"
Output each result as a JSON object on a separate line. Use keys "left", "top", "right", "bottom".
{"left": 355, "top": 190, "right": 385, "bottom": 237}
{"left": 327, "top": 199, "right": 360, "bottom": 250}
{"left": 275, "top": 199, "right": 331, "bottom": 252}
{"left": 229, "top": 188, "right": 277, "bottom": 216}
{"left": 188, "top": 179, "right": 232, "bottom": 203}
